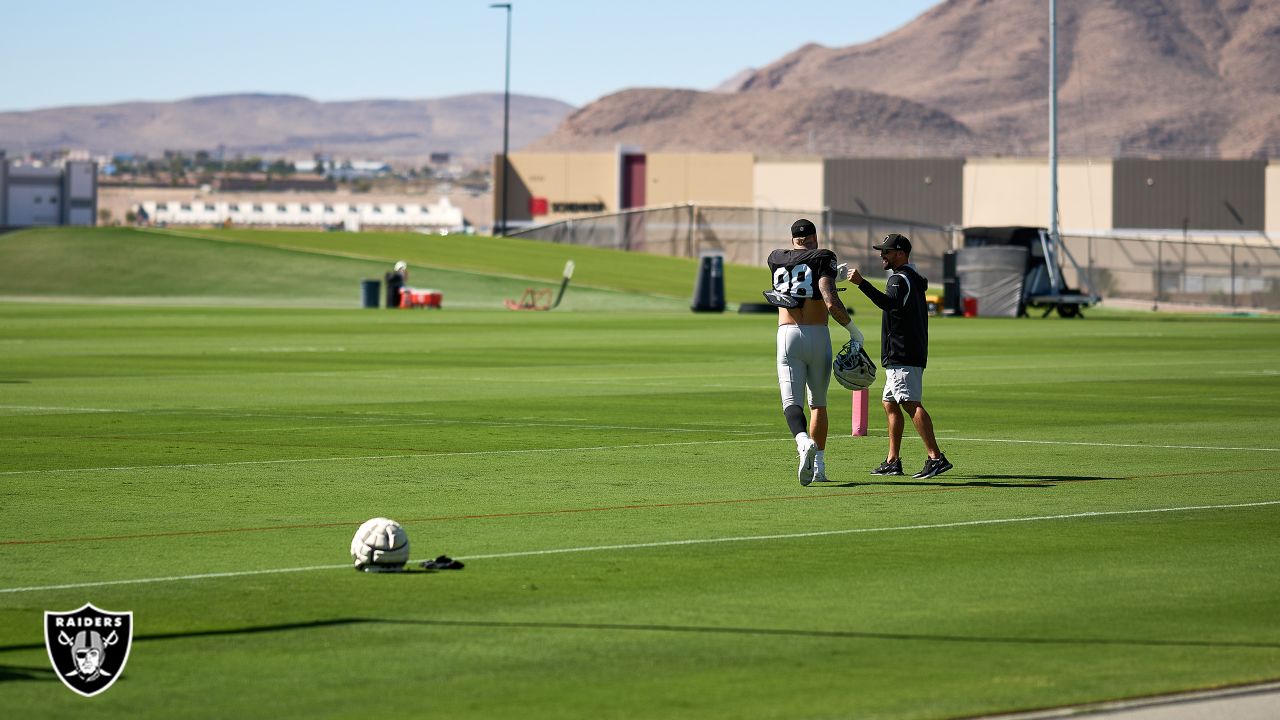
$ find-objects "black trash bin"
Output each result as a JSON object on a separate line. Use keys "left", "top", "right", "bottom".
{"left": 691, "top": 251, "right": 726, "bottom": 313}
{"left": 361, "top": 279, "right": 381, "bottom": 308}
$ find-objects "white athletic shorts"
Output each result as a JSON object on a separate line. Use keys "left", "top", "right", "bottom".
{"left": 882, "top": 366, "right": 924, "bottom": 403}
{"left": 777, "top": 324, "right": 832, "bottom": 409}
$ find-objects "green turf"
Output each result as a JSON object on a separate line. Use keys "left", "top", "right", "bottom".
{"left": 0, "top": 227, "right": 688, "bottom": 310}
{"left": 186, "top": 226, "right": 768, "bottom": 303}
{"left": 1, "top": 228, "right": 1278, "bottom": 719}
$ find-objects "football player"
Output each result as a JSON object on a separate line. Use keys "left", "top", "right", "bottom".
{"left": 765, "top": 219, "right": 864, "bottom": 485}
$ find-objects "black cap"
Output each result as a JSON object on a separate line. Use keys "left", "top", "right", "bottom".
{"left": 873, "top": 233, "right": 912, "bottom": 253}
{"left": 791, "top": 218, "right": 816, "bottom": 238}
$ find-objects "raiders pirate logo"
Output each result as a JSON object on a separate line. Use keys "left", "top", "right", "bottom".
{"left": 44, "top": 603, "right": 133, "bottom": 697}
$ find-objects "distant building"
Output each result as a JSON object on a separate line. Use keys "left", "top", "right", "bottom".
{"left": 0, "top": 152, "right": 98, "bottom": 228}
{"left": 328, "top": 161, "right": 392, "bottom": 181}
{"left": 498, "top": 151, "right": 1280, "bottom": 236}
{"left": 137, "top": 196, "right": 467, "bottom": 233}
{"left": 217, "top": 176, "right": 337, "bottom": 192}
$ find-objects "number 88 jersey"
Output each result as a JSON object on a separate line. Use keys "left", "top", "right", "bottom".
{"left": 764, "top": 248, "right": 839, "bottom": 308}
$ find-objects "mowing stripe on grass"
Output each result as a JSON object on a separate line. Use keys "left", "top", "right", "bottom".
{"left": 0, "top": 485, "right": 993, "bottom": 546}
{"left": 0, "top": 437, "right": 782, "bottom": 475}
{"left": 64, "top": 419, "right": 776, "bottom": 440}
{"left": 2, "top": 433, "right": 1277, "bottom": 476}
{"left": 3, "top": 500, "right": 1276, "bottom": 595}
{"left": 6, "top": 466, "right": 1276, "bottom": 547}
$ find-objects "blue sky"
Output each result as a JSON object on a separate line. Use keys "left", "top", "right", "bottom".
{"left": 2, "top": 0, "right": 938, "bottom": 112}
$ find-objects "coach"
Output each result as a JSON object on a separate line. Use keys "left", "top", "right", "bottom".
{"left": 848, "top": 233, "right": 952, "bottom": 480}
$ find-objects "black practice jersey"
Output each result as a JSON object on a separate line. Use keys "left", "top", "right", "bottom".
{"left": 765, "top": 248, "right": 839, "bottom": 308}
{"left": 858, "top": 264, "right": 930, "bottom": 368}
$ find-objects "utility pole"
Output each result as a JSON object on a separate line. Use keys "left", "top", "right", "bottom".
{"left": 491, "top": 3, "right": 512, "bottom": 236}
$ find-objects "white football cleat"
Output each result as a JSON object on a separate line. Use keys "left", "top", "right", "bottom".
{"left": 797, "top": 438, "right": 818, "bottom": 486}
{"left": 813, "top": 469, "right": 829, "bottom": 483}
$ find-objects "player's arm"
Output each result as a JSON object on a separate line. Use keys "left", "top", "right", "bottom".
{"left": 819, "top": 275, "right": 850, "bottom": 325}
{"left": 820, "top": 275, "right": 863, "bottom": 344}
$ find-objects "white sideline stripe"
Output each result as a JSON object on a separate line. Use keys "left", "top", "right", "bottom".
{"left": 31, "top": 420, "right": 777, "bottom": 440}
{"left": 0, "top": 564, "right": 350, "bottom": 594}
{"left": 459, "top": 500, "right": 1280, "bottom": 560}
{"left": 939, "top": 435, "right": 1280, "bottom": 453}
{"left": 103, "top": 410, "right": 1276, "bottom": 449}
{"left": 3, "top": 432, "right": 1277, "bottom": 477}
{"left": 0, "top": 438, "right": 781, "bottom": 476}
{"left": 0, "top": 405, "right": 121, "bottom": 414}
{"left": 984, "top": 680, "right": 1280, "bottom": 720}
{"left": 3, "top": 410, "right": 775, "bottom": 439}
{"left": 2, "top": 500, "right": 1276, "bottom": 595}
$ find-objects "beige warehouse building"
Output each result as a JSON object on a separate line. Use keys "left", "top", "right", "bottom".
{"left": 495, "top": 151, "right": 756, "bottom": 230}
{"left": 963, "top": 158, "right": 1113, "bottom": 232}
{"left": 1269, "top": 162, "right": 1280, "bottom": 235}
{"left": 752, "top": 157, "right": 824, "bottom": 211}
{"left": 499, "top": 152, "right": 1280, "bottom": 312}
{"left": 497, "top": 151, "right": 1280, "bottom": 239}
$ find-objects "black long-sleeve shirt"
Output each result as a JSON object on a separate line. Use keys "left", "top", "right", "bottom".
{"left": 858, "top": 264, "right": 930, "bottom": 368}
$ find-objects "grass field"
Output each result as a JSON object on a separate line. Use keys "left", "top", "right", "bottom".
{"left": 1, "top": 227, "right": 1279, "bottom": 719}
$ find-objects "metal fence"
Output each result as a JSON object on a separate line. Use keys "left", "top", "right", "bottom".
{"left": 508, "top": 204, "right": 953, "bottom": 279}
{"left": 1060, "top": 233, "right": 1280, "bottom": 311}
{"left": 510, "top": 204, "right": 1280, "bottom": 311}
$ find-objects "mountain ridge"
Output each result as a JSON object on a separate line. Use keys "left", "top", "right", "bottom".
{"left": 532, "top": 0, "right": 1280, "bottom": 158}
{"left": 0, "top": 93, "right": 575, "bottom": 162}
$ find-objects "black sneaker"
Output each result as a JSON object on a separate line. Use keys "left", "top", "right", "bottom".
{"left": 913, "top": 454, "right": 953, "bottom": 479}
{"left": 870, "top": 458, "right": 903, "bottom": 476}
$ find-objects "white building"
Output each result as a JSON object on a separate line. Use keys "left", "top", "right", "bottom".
{"left": 328, "top": 161, "right": 392, "bottom": 181}
{"left": 0, "top": 152, "right": 98, "bottom": 227}
{"left": 138, "top": 196, "right": 466, "bottom": 233}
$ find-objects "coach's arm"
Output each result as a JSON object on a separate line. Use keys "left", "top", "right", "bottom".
{"left": 848, "top": 268, "right": 902, "bottom": 311}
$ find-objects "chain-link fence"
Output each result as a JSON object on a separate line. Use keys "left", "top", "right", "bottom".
{"left": 1061, "top": 233, "right": 1280, "bottom": 310}
{"left": 825, "top": 210, "right": 954, "bottom": 283}
{"left": 509, "top": 204, "right": 954, "bottom": 278}
{"left": 510, "top": 204, "right": 1280, "bottom": 311}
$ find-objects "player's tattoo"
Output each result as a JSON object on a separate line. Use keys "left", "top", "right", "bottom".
{"left": 819, "top": 276, "right": 851, "bottom": 326}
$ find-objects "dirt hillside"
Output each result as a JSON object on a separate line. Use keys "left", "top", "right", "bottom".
{"left": 532, "top": 0, "right": 1280, "bottom": 158}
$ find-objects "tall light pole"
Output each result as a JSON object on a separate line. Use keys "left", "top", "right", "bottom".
{"left": 1048, "top": 0, "right": 1059, "bottom": 248}
{"left": 491, "top": 3, "right": 511, "bottom": 236}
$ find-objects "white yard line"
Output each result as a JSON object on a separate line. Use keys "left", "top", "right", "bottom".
{"left": 938, "top": 435, "right": 1280, "bottom": 453}
{"left": 2, "top": 431, "right": 1276, "bottom": 477}
{"left": 459, "top": 500, "right": 1280, "bottom": 560}
{"left": 0, "top": 405, "right": 122, "bottom": 414}
{"left": 1, "top": 407, "right": 776, "bottom": 437}
{"left": 0, "top": 438, "right": 783, "bottom": 476}
{"left": 28, "top": 420, "right": 777, "bottom": 440}
{"left": 982, "top": 680, "right": 1280, "bottom": 720}
{"left": 2, "top": 500, "right": 1276, "bottom": 595}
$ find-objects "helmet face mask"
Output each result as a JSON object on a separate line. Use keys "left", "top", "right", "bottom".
{"left": 833, "top": 341, "right": 877, "bottom": 390}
